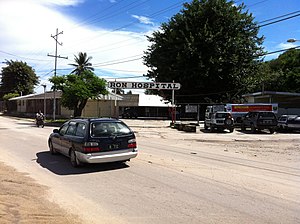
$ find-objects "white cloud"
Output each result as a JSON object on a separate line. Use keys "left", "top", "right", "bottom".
{"left": 277, "top": 42, "right": 298, "bottom": 50}
{"left": 33, "top": 0, "right": 85, "bottom": 6}
{"left": 132, "top": 15, "right": 154, "bottom": 26}
{"left": 0, "top": 0, "right": 151, "bottom": 93}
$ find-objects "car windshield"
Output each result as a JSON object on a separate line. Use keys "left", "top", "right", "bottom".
{"left": 91, "top": 121, "right": 132, "bottom": 137}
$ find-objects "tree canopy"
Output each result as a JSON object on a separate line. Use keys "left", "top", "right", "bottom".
{"left": 69, "top": 52, "right": 94, "bottom": 75}
{"left": 49, "top": 70, "right": 107, "bottom": 117}
{"left": 143, "top": 0, "right": 264, "bottom": 104}
{"left": 254, "top": 49, "right": 300, "bottom": 93}
{"left": 0, "top": 60, "right": 39, "bottom": 99}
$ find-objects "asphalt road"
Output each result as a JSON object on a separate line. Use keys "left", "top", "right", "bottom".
{"left": 0, "top": 115, "right": 299, "bottom": 224}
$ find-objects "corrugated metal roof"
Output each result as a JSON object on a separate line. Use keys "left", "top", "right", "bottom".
{"left": 243, "top": 91, "right": 300, "bottom": 97}
{"left": 138, "top": 94, "right": 171, "bottom": 107}
{"left": 9, "top": 91, "right": 122, "bottom": 101}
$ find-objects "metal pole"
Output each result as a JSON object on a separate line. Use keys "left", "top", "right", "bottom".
{"left": 48, "top": 28, "right": 68, "bottom": 120}
{"left": 51, "top": 28, "right": 58, "bottom": 120}
{"left": 172, "top": 80, "right": 175, "bottom": 123}
{"left": 114, "top": 79, "right": 117, "bottom": 118}
{"left": 42, "top": 84, "right": 46, "bottom": 119}
{"left": 197, "top": 104, "right": 200, "bottom": 125}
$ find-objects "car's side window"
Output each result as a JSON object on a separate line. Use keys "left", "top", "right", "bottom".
{"left": 75, "top": 123, "right": 86, "bottom": 137}
{"left": 66, "top": 122, "right": 77, "bottom": 136}
{"left": 59, "top": 124, "right": 68, "bottom": 135}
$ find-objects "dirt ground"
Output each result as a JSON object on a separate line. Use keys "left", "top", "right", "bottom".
{"left": 0, "top": 119, "right": 299, "bottom": 223}
{"left": 0, "top": 161, "right": 82, "bottom": 224}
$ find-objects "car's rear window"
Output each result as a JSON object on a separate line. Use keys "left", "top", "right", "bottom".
{"left": 91, "top": 121, "right": 132, "bottom": 137}
{"left": 258, "top": 112, "right": 276, "bottom": 118}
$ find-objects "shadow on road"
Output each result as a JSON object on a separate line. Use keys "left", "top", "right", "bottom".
{"left": 199, "top": 128, "right": 232, "bottom": 134}
{"left": 36, "top": 151, "right": 129, "bottom": 175}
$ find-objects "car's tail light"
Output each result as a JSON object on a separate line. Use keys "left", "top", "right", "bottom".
{"left": 83, "top": 142, "right": 101, "bottom": 152}
{"left": 128, "top": 139, "right": 137, "bottom": 148}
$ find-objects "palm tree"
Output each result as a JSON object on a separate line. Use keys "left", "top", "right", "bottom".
{"left": 69, "top": 52, "right": 94, "bottom": 75}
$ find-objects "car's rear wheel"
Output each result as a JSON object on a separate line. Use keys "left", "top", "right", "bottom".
{"left": 269, "top": 128, "right": 275, "bottom": 134}
{"left": 49, "top": 140, "right": 57, "bottom": 155}
{"left": 70, "top": 149, "right": 82, "bottom": 167}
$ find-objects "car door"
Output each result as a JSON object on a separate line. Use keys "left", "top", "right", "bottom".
{"left": 60, "top": 122, "right": 77, "bottom": 156}
{"left": 72, "top": 122, "right": 87, "bottom": 152}
{"left": 51, "top": 124, "right": 68, "bottom": 153}
{"left": 242, "top": 113, "right": 251, "bottom": 127}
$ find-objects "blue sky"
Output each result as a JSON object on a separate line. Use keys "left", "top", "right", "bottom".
{"left": 0, "top": 0, "right": 300, "bottom": 94}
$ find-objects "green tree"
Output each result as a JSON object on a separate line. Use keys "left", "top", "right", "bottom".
{"left": 3, "top": 93, "right": 19, "bottom": 111}
{"left": 49, "top": 70, "right": 108, "bottom": 117}
{"left": 69, "top": 52, "right": 94, "bottom": 75}
{"left": 143, "top": 0, "right": 264, "bottom": 103}
{"left": 252, "top": 49, "right": 300, "bottom": 93}
{"left": 0, "top": 60, "right": 39, "bottom": 99}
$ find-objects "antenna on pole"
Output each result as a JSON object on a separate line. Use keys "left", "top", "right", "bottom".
{"left": 47, "top": 28, "right": 68, "bottom": 120}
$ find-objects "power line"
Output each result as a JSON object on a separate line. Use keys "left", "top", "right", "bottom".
{"left": 93, "top": 54, "right": 143, "bottom": 66}
{"left": 83, "top": 0, "right": 151, "bottom": 27}
{"left": 259, "top": 13, "right": 300, "bottom": 28}
{"left": 0, "top": 50, "right": 51, "bottom": 62}
{"left": 94, "top": 57, "right": 142, "bottom": 67}
{"left": 70, "top": 0, "right": 129, "bottom": 29}
{"left": 64, "top": 0, "right": 185, "bottom": 52}
{"left": 259, "top": 10, "right": 300, "bottom": 24}
{"left": 91, "top": 8, "right": 300, "bottom": 67}
{"left": 261, "top": 46, "right": 300, "bottom": 56}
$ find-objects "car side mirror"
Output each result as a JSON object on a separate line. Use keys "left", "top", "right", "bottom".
{"left": 53, "top": 129, "right": 59, "bottom": 133}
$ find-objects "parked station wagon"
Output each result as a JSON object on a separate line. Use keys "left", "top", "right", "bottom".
{"left": 48, "top": 118, "right": 138, "bottom": 167}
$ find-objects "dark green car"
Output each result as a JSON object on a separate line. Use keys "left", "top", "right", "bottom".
{"left": 48, "top": 118, "right": 138, "bottom": 167}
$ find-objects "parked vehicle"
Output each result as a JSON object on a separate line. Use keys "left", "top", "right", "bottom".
{"left": 241, "top": 111, "right": 278, "bottom": 134}
{"left": 48, "top": 118, "right": 138, "bottom": 167}
{"left": 226, "top": 103, "right": 278, "bottom": 124}
{"left": 121, "top": 107, "right": 138, "bottom": 119}
{"left": 204, "top": 111, "right": 234, "bottom": 132}
{"left": 205, "top": 105, "right": 225, "bottom": 118}
{"left": 277, "top": 115, "right": 300, "bottom": 132}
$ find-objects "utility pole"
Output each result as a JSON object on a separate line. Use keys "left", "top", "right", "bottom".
{"left": 42, "top": 84, "right": 46, "bottom": 119}
{"left": 48, "top": 28, "right": 68, "bottom": 120}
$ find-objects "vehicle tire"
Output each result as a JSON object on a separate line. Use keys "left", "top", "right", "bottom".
{"left": 229, "top": 128, "right": 234, "bottom": 133}
{"left": 70, "top": 149, "right": 82, "bottom": 167}
{"left": 49, "top": 140, "right": 57, "bottom": 155}
{"left": 225, "top": 118, "right": 233, "bottom": 126}
{"left": 269, "top": 128, "right": 275, "bottom": 134}
{"left": 250, "top": 124, "right": 256, "bottom": 133}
